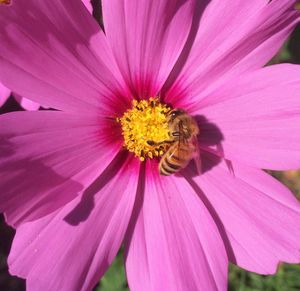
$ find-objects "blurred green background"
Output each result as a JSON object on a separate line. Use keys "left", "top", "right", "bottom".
{"left": 0, "top": 4, "right": 300, "bottom": 291}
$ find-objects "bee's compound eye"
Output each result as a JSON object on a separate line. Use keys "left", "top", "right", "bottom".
{"left": 171, "top": 109, "right": 184, "bottom": 118}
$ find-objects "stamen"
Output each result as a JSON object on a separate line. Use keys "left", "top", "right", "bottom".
{"left": 117, "top": 97, "right": 171, "bottom": 161}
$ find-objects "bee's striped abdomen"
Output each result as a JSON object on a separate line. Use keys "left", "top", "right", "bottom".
{"left": 159, "top": 143, "right": 192, "bottom": 176}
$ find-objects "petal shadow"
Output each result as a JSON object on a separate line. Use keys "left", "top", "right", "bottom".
{"left": 180, "top": 114, "right": 224, "bottom": 177}
{"left": 64, "top": 150, "right": 128, "bottom": 226}
{"left": 184, "top": 171, "right": 236, "bottom": 264}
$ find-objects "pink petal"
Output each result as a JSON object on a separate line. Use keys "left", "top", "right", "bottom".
{"left": 195, "top": 64, "right": 300, "bottom": 170}
{"left": 8, "top": 155, "right": 139, "bottom": 291}
{"left": 0, "top": 0, "right": 129, "bottom": 114}
{"left": 102, "top": 0, "right": 196, "bottom": 97}
{"left": 165, "top": 0, "right": 300, "bottom": 106}
{"left": 13, "top": 94, "right": 40, "bottom": 111}
{"left": 0, "top": 82, "right": 10, "bottom": 106}
{"left": 0, "top": 111, "right": 122, "bottom": 227}
{"left": 190, "top": 152, "right": 300, "bottom": 274}
{"left": 125, "top": 161, "right": 228, "bottom": 291}
{"left": 82, "top": 0, "right": 92, "bottom": 13}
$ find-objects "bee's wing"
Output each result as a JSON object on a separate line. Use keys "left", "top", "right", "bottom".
{"left": 173, "top": 120, "right": 188, "bottom": 160}
{"left": 172, "top": 122, "right": 196, "bottom": 170}
{"left": 191, "top": 135, "right": 202, "bottom": 175}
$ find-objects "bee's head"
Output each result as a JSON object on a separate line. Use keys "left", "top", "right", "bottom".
{"left": 169, "top": 109, "right": 185, "bottom": 122}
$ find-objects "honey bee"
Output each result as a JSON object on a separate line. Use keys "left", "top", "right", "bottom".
{"left": 148, "top": 109, "right": 201, "bottom": 176}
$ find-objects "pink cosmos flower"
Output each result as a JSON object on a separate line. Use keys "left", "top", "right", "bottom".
{"left": 0, "top": 0, "right": 300, "bottom": 290}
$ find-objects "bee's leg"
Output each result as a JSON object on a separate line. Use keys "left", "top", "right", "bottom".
{"left": 171, "top": 131, "right": 180, "bottom": 137}
{"left": 147, "top": 140, "right": 174, "bottom": 146}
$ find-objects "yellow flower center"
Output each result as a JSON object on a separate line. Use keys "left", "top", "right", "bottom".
{"left": 117, "top": 97, "right": 171, "bottom": 161}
